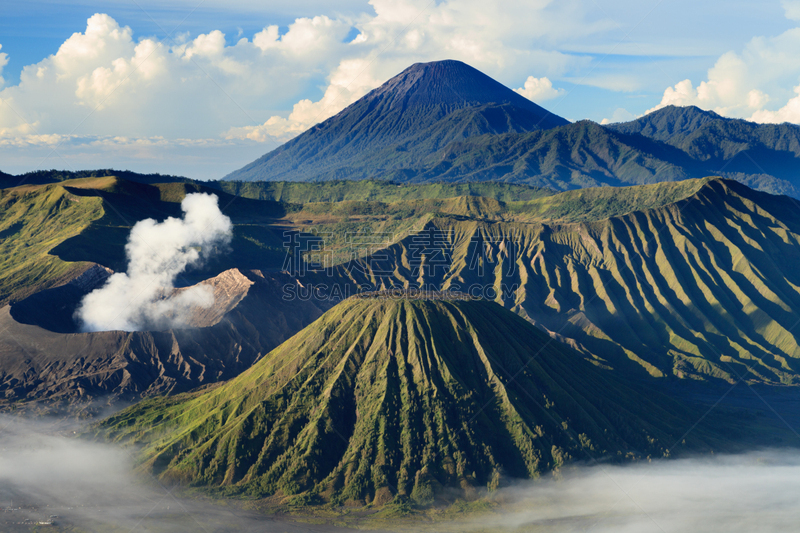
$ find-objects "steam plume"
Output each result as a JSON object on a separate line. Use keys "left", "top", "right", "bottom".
{"left": 76, "top": 193, "right": 232, "bottom": 332}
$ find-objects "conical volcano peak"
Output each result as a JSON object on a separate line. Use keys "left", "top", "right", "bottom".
{"left": 223, "top": 59, "right": 569, "bottom": 182}
{"left": 103, "top": 293, "right": 728, "bottom": 507}
{"left": 365, "top": 59, "right": 555, "bottom": 112}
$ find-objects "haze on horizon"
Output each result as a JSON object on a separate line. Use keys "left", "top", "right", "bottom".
{"left": 2, "top": 415, "right": 800, "bottom": 532}
{"left": 3, "top": 0, "right": 800, "bottom": 179}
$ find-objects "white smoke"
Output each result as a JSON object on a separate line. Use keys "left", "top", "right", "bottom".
{"left": 76, "top": 193, "right": 232, "bottom": 332}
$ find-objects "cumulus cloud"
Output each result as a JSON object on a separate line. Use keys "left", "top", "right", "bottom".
{"left": 751, "top": 84, "right": 800, "bottom": 123}
{"left": 0, "top": 3, "right": 611, "bottom": 148}
{"left": 783, "top": 0, "right": 800, "bottom": 21}
{"left": 600, "top": 107, "right": 637, "bottom": 124}
{"left": 647, "top": 51, "right": 771, "bottom": 117}
{"left": 646, "top": 22, "right": 800, "bottom": 124}
{"left": 0, "top": 13, "right": 353, "bottom": 142}
{"left": 513, "top": 76, "right": 563, "bottom": 102}
{"left": 76, "top": 193, "right": 232, "bottom": 332}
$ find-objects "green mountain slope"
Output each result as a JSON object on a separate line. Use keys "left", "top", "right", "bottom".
{"left": 0, "top": 176, "right": 291, "bottom": 305}
{"left": 0, "top": 179, "right": 107, "bottom": 305}
{"left": 396, "top": 120, "right": 693, "bottom": 189}
{"left": 101, "top": 295, "right": 730, "bottom": 506}
{"left": 5, "top": 175, "right": 800, "bottom": 413}
{"left": 330, "top": 179, "right": 800, "bottom": 385}
{"left": 214, "top": 179, "right": 553, "bottom": 203}
{"left": 606, "top": 105, "right": 800, "bottom": 196}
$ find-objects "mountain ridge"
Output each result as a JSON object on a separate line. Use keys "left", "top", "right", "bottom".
{"left": 222, "top": 60, "right": 800, "bottom": 197}
{"left": 323, "top": 178, "right": 800, "bottom": 385}
{"left": 4, "top": 175, "right": 800, "bottom": 416}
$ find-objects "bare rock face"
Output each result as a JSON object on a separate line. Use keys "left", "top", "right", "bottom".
{"left": 0, "top": 268, "right": 337, "bottom": 414}
{"left": 69, "top": 264, "right": 113, "bottom": 292}
{"left": 176, "top": 268, "right": 254, "bottom": 328}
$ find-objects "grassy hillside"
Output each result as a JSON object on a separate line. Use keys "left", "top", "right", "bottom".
{"left": 5, "top": 175, "right": 800, "bottom": 393}
{"left": 506, "top": 177, "right": 714, "bottom": 222}
{"left": 0, "top": 179, "right": 107, "bottom": 304}
{"left": 214, "top": 179, "right": 553, "bottom": 203}
{"left": 101, "top": 296, "right": 733, "bottom": 507}
{"left": 0, "top": 168, "right": 191, "bottom": 189}
{"left": 0, "top": 177, "right": 292, "bottom": 304}
{"left": 330, "top": 179, "right": 800, "bottom": 385}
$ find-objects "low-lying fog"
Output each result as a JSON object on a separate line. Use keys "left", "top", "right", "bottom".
{"left": 0, "top": 416, "right": 351, "bottom": 532}
{"left": 1, "top": 415, "right": 798, "bottom": 532}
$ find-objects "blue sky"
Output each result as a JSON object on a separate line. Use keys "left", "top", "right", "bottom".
{"left": 2, "top": 0, "right": 800, "bottom": 179}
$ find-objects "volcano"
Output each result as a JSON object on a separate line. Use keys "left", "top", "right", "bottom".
{"left": 102, "top": 293, "right": 730, "bottom": 506}
{"left": 224, "top": 60, "right": 569, "bottom": 183}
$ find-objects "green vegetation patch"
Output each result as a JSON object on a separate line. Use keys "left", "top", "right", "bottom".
{"left": 100, "top": 298, "right": 733, "bottom": 509}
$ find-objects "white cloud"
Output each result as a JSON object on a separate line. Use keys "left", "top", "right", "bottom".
{"left": 783, "top": 0, "right": 800, "bottom": 21}
{"left": 514, "top": 76, "right": 563, "bottom": 102}
{"left": 751, "top": 84, "right": 800, "bottom": 123}
{"left": 0, "top": 13, "right": 353, "bottom": 142}
{"left": 0, "top": 2, "right": 617, "bottom": 150}
{"left": 646, "top": 51, "right": 771, "bottom": 116}
{"left": 252, "top": 16, "right": 348, "bottom": 55}
{"left": 600, "top": 107, "right": 636, "bottom": 124}
{"left": 646, "top": 26, "right": 800, "bottom": 123}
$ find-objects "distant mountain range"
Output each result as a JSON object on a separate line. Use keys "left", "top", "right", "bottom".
{"left": 224, "top": 60, "right": 800, "bottom": 198}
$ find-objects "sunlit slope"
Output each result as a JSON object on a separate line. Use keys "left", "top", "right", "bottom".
{"left": 336, "top": 179, "right": 800, "bottom": 384}
{"left": 0, "top": 179, "right": 107, "bottom": 304}
{"left": 216, "top": 179, "right": 554, "bottom": 203}
{"left": 102, "top": 296, "right": 726, "bottom": 505}
{"left": 506, "top": 177, "right": 713, "bottom": 222}
{"left": 0, "top": 177, "right": 292, "bottom": 306}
